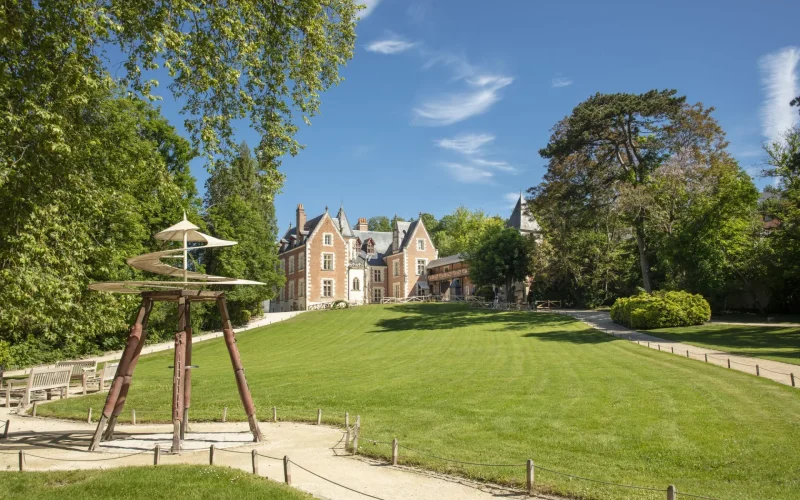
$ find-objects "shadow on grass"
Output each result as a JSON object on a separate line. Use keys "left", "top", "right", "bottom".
{"left": 654, "top": 326, "right": 800, "bottom": 362}
{"left": 521, "top": 329, "right": 612, "bottom": 345}
{"left": 370, "top": 303, "right": 575, "bottom": 333}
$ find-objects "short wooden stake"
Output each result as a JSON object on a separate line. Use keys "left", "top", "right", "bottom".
{"left": 317, "top": 408, "right": 322, "bottom": 425}
{"left": 667, "top": 484, "right": 676, "bottom": 500}
{"left": 526, "top": 459, "right": 534, "bottom": 496}
{"left": 658, "top": 345, "right": 661, "bottom": 351}
{"left": 3, "top": 420, "right": 9, "bottom": 439}
{"left": 132, "top": 410, "right": 136, "bottom": 425}
{"left": 272, "top": 406, "right": 277, "bottom": 422}
{"left": 18, "top": 450, "right": 24, "bottom": 471}
{"left": 251, "top": 449, "right": 259, "bottom": 475}
{"left": 727, "top": 358, "right": 731, "bottom": 369}
{"left": 352, "top": 418, "right": 359, "bottom": 455}
{"left": 392, "top": 438, "right": 398, "bottom": 465}
{"left": 283, "top": 455, "right": 292, "bottom": 485}
{"left": 792, "top": 373, "right": 796, "bottom": 387}
{"left": 87, "top": 407, "right": 92, "bottom": 423}
{"left": 222, "top": 406, "right": 228, "bottom": 423}
{"left": 647, "top": 342, "right": 650, "bottom": 348}
{"left": 32, "top": 401, "right": 37, "bottom": 417}
{"left": 756, "top": 365, "right": 760, "bottom": 377}
{"left": 345, "top": 412, "right": 349, "bottom": 428}
{"left": 345, "top": 426, "right": 351, "bottom": 451}
{"left": 686, "top": 350, "right": 690, "bottom": 358}
{"left": 209, "top": 444, "right": 215, "bottom": 465}
{"left": 704, "top": 353, "right": 708, "bottom": 363}
{"left": 154, "top": 445, "right": 160, "bottom": 465}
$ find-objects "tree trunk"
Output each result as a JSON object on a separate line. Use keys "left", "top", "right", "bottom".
{"left": 633, "top": 220, "right": 652, "bottom": 293}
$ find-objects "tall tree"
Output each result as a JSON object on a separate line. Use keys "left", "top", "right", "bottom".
{"left": 469, "top": 228, "right": 528, "bottom": 300}
{"left": 435, "top": 206, "right": 505, "bottom": 257}
{"left": 538, "top": 90, "right": 727, "bottom": 292}
{"left": 368, "top": 216, "right": 392, "bottom": 232}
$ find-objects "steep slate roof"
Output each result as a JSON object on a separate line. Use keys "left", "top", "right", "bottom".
{"left": 398, "top": 220, "right": 420, "bottom": 251}
{"left": 336, "top": 206, "right": 355, "bottom": 238}
{"left": 352, "top": 229, "right": 393, "bottom": 266}
{"left": 279, "top": 214, "right": 323, "bottom": 252}
{"left": 506, "top": 194, "right": 540, "bottom": 233}
{"left": 427, "top": 254, "right": 465, "bottom": 268}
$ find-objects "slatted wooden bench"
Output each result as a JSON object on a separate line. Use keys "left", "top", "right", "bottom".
{"left": 88, "top": 362, "right": 118, "bottom": 392}
{"left": 56, "top": 360, "right": 98, "bottom": 395}
{"left": 5, "top": 366, "right": 72, "bottom": 408}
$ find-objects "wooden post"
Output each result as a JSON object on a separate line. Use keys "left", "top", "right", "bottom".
{"left": 756, "top": 365, "right": 760, "bottom": 377}
{"left": 728, "top": 358, "right": 731, "bottom": 369}
{"left": 182, "top": 300, "right": 193, "bottom": 441}
{"left": 345, "top": 412, "right": 349, "bottom": 428}
{"left": 666, "top": 484, "right": 676, "bottom": 500}
{"left": 154, "top": 444, "right": 160, "bottom": 465}
{"left": 283, "top": 456, "right": 292, "bottom": 485}
{"left": 3, "top": 420, "right": 9, "bottom": 439}
{"left": 18, "top": 450, "right": 24, "bottom": 472}
{"left": 32, "top": 401, "right": 37, "bottom": 417}
{"left": 209, "top": 444, "right": 215, "bottom": 465}
{"left": 172, "top": 419, "right": 181, "bottom": 453}
{"left": 171, "top": 298, "right": 187, "bottom": 453}
{"left": 345, "top": 426, "right": 351, "bottom": 451}
{"left": 792, "top": 373, "right": 796, "bottom": 387}
{"left": 87, "top": 407, "right": 92, "bottom": 423}
{"left": 222, "top": 406, "right": 228, "bottom": 423}
{"left": 218, "top": 297, "right": 262, "bottom": 442}
{"left": 273, "top": 406, "right": 277, "bottom": 422}
{"left": 686, "top": 350, "right": 690, "bottom": 358}
{"left": 392, "top": 438, "right": 398, "bottom": 465}
{"left": 526, "top": 459, "right": 534, "bottom": 496}
{"left": 647, "top": 342, "right": 650, "bottom": 348}
{"left": 132, "top": 410, "right": 136, "bottom": 425}
{"left": 317, "top": 408, "right": 322, "bottom": 425}
{"left": 704, "top": 353, "right": 708, "bottom": 363}
{"left": 353, "top": 416, "right": 360, "bottom": 455}
{"left": 102, "top": 299, "right": 154, "bottom": 443}
{"left": 251, "top": 449, "right": 259, "bottom": 475}
{"left": 82, "top": 372, "right": 88, "bottom": 396}
{"left": 658, "top": 345, "right": 661, "bottom": 351}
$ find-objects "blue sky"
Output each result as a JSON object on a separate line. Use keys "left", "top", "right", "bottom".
{"left": 158, "top": 0, "right": 800, "bottom": 230}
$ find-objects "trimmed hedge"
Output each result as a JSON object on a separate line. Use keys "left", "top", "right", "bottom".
{"left": 610, "top": 291, "right": 711, "bottom": 329}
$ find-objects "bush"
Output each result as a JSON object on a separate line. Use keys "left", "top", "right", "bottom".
{"left": 610, "top": 291, "right": 711, "bottom": 329}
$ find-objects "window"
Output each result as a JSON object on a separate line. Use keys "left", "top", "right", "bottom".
{"left": 280, "top": 260, "right": 285, "bottom": 274}
{"left": 393, "top": 283, "right": 401, "bottom": 298}
{"left": 322, "top": 253, "right": 334, "bottom": 270}
{"left": 393, "top": 260, "right": 400, "bottom": 277}
{"left": 323, "top": 233, "right": 333, "bottom": 246}
{"left": 373, "top": 268, "right": 383, "bottom": 283}
{"left": 298, "top": 253, "right": 305, "bottom": 270}
{"left": 322, "top": 279, "right": 333, "bottom": 297}
{"left": 372, "top": 287, "right": 383, "bottom": 302}
{"left": 417, "top": 239, "right": 425, "bottom": 251}
{"left": 352, "top": 277, "right": 360, "bottom": 291}
{"left": 288, "top": 281, "right": 294, "bottom": 299}
{"left": 298, "top": 279, "right": 305, "bottom": 297}
{"left": 416, "top": 259, "right": 427, "bottom": 276}
{"left": 288, "top": 256, "right": 295, "bottom": 274}
{"left": 279, "top": 287, "right": 285, "bottom": 302}
{"left": 416, "top": 283, "right": 425, "bottom": 296}
{"left": 366, "top": 239, "right": 374, "bottom": 254}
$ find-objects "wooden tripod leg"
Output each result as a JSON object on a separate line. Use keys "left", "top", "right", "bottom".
{"left": 103, "top": 301, "right": 153, "bottom": 441}
{"left": 171, "top": 297, "right": 187, "bottom": 453}
{"left": 89, "top": 299, "right": 151, "bottom": 451}
{"left": 217, "top": 297, "right": 263, "bottom": 442}
{"left": 181, "top": 301, "right": 193, "bottom": 440}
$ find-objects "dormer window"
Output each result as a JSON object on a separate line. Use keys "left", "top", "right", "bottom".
{"left": 366, "top": 239, "right": 375, "bottom": 254}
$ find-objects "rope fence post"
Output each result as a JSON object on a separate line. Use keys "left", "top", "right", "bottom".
{"left": 345, "top": 426, "right": 351, "bottom": 451}
{"left": 526, "top": 459, "right": 534, "bottom": 496}
{"left": 222, "top": 406, "right": 227, "bottom": 423}
{"left": 32, "top": 401, "right": 37, "bottom": 417}
{"left": 671, "top": 346, "right": 674, "bottom": 354}
{"left": 345, "top": 411, "right": 349, "bottom": 428}
{"left": 283, "top": 455, "right": 292, "bottom": 485}
{"left": 209, "top": 444, "right": 215, "bottom": 465}
{"left": 392, "top": 438, "right": 398, "bottom": 465}
{"left": 704, "top": 353, "right": 708, "bottom": 363}
{"left": 18, "top": 450, "right": 24, "bottom": 471}
{"left": 317, "top": 408, "right": 322, "bottom": 425}
{"left": 251, "top": 449, "right": 259, "bottom": 475}
{"left": 667, "top": 484, "right": 676, "bottom": 500}
{"left": 792, "top": 373, "right": 796, "bottom": 387}
{"left": 756, "top": 365, "right": 760, "bottom": 377}
{"left": 727, "top": 358, "right": 731, "bottom": 369}
{"left": 154, "top": 444, "right": 160, "bottom": 465}
{"left": 272, "top": 406, "right": 277, "bottom": 422}
{"left": 132, "top": 409, "right": 136, "bottom": 425}
{"left": 658, "top": 345, "right": 661, "bottom": 351}
{"left": 3, "top": 420, "right": 9, "bottom": 439}
{"left": 686, "top": 350, "right": 690, "bottom": 358}
{"left": 352, "top": 415, "right": 360, "bottom": 455}
{"left": 87, "top": 407, "right": 92, "bottom": 423}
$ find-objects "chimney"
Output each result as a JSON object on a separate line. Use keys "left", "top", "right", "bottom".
{"left": 296, "top": 204, "right": 306, "bottom": 235}
{"left": 356, "top": 217, "right": 368, "bottom": 231}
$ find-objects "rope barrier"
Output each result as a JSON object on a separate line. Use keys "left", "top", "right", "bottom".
{"left": 288, "top": 459, "right": 387, "bottom": 500}
{"left": 255, "top": 452, "right": 283, "bottom": 461}
{"left": 395, "top": 443, "right": 522, "bottom": 467}
{"left": 215, "top": 447, "right": 256, "bottom": 455}
{"left": 534, "top": 464, "right": 665, "bottom": 492}
{"left": 23, "top": 450, "right": 150, "bottom": 462}
{"left": 677, "top": 491, "right": 719, "bottom": 499}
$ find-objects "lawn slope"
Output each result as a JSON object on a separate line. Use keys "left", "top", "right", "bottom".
{"left": 41, "top": 304, "right": 800, "bottom": 500}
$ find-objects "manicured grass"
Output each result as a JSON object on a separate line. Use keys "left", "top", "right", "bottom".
{"left": 652, "top": 324, "right": 800, "bottom": 365}
{"left": 712, "top": 312, "right": 800, "bottom": 324}
{"left": 40, "top": 304, "right": 800, "bottom": 500}
{"left": 0, "top": 465, "right": 311, "bottom": 499}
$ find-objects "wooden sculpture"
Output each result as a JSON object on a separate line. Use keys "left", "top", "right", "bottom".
{"left": 87, "top": 214, "right": 264, "bottom": 452}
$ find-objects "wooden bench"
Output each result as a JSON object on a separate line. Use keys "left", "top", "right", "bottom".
{"left": 56, "top": 360, "right": 98, "bottom": 395}
{"left": 88, "top": 362, "right": 118, "bottom": 392}
{"left": 5, "top": 366, "right": 72, "bottom": 408}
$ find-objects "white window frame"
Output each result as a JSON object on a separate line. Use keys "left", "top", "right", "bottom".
{"left": 288, "top": 255, "right": 295, "bottom": 274}
{"left": 298, "top": 279, "right": 305, "bottom": 297}
{"left": 416, "top": 258, "right": 427, "bottom": 276}
{"left": 393, "top": 283, "right": 401, "bottom": 298}
{"left": 288, "top": 281, "right": 294, "bottom": 299}
{"left": 352, "top": 277, "right": 360, "bottom": 291}
{"left": 279, "top": 287, "right": 285, "bottom": 302}
{"left": 393, "top": 260, "right": 399, "bottom": 277}
{"left": 322, "top": 279, "right": 334, "bottom": 298}
{"left": 373, "top": 268, "right": 383, "bottom": 283}
{"left": 417, "top": 239, "right": 425, "bottom": 251}
{"left": 322, "top": 252, "right": 334, "bottom": 271}
{"left": 298, "top": 252, "right": 305, "bottom": 270}
{"left": 323, "top": 233, "right": 333, "bottom": 246}
{"left": 372, "top": 287, "right": 383, "bottom": 302}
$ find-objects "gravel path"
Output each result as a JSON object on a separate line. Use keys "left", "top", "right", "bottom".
{"left": 0, "top": 405, "right": 549, "bottom": 500}
{"left": 565, "top": 310, "right": 799, "bottom": 388}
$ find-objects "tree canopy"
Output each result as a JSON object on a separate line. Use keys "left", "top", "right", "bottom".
{"left": 469, "top": 228, "right": 528, "bottom": 299}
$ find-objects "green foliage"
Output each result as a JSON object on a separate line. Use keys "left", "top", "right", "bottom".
{"left": 331, "top": 299, "right": 350, "bottom": 309}
{"left": 368, "top": 216, "right": 392, "bottom": 232}
{"left": 469, "top": 228, "right": 528, "bottom": 298}
{"left": 433, "top": 206, "right": 505, "bottom": 257}
{"left": 611, "top": 291, "right": 711, "bottom": 329}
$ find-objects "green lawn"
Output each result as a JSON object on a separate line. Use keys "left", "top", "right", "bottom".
{"left": 40, "top": 304, "right": 800, "bottom": 500}
{"left": 652, "top": 324, "right": 800, "bottom": 366}
{"left": 0, "top": 465, "right": 311, "bottom": 499}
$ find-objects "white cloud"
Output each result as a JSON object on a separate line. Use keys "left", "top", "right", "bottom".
{"left": 435, "top": 133, "right": 495, "bottom": 155}
{"left": 359, "top": 0, "right": 381, "bottom": 19}
{"left": 420, "top": 50, "right": 477, "bottom": 81}
{"left": 413, "top": 75, "right": 513, "bottom": 126}
{"left": 366, "top": 35, "right": 418, "bottom": 55}
{"left": 472, "top": 158, "right": 515, "bottom": 172}
{"left": 441, "top": 162, "right": 494, "bottom": 184}
{"left": 551, "top": 75, "right": 573, "bottom": 88}
{"left": 759, "top": 46, "right": 800, "bottom": 143}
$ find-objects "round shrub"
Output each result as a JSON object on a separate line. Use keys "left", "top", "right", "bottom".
{"left": 610, "top": 290, "right": 710, "bottom": 329}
